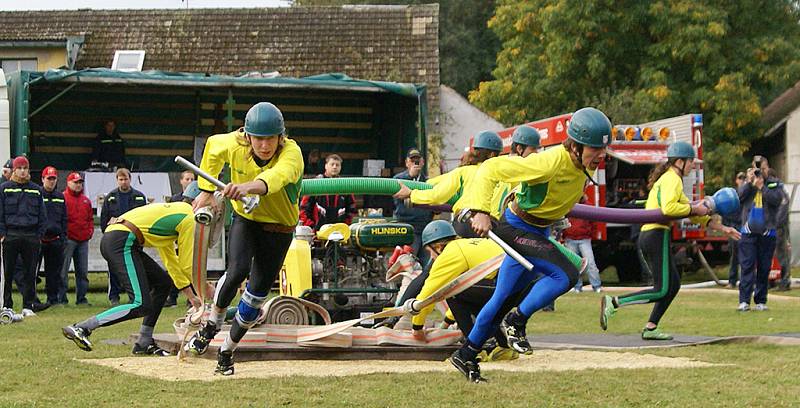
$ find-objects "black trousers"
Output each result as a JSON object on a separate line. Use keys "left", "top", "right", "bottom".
{"left": 91, "top": 231, "right": 172, "bottom": 328}
{"left": 617, "top": 229, "right": 680, "bottom": 325}
{"left": 41, "top": 240, "right": 65, "bottom": 304}
{"left": 214, "top": 215, "right": 293, "bottom": 343}
{"left": 2, "top": 234, "right": 40, "bottom": 309}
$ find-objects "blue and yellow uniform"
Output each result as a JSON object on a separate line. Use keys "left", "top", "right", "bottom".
{"left": 460, "top": 144, "right": 587, "bottom": 350}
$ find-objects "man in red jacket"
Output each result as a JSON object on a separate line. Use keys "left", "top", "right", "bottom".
{"left": 563, "top": 195, "right": 602, "bottom": 292}
{"left": 58, "top": 172, "right": 95, "bottom": 306}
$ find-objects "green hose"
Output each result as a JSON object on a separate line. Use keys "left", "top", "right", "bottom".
{"left": 301, "top": 177, "right": 457, "bottom": 205}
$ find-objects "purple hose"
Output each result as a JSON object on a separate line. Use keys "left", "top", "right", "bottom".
{"left": 413, "top": 203, "right": 683, "bottom": 224}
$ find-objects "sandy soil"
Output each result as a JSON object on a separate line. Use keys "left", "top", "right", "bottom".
{"left": 80, "top": 349, "right": 719, "bottom": 382}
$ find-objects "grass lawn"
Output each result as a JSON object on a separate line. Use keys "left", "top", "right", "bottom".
{"left": 2, "top": 276, "right": 800, "bottom": 407}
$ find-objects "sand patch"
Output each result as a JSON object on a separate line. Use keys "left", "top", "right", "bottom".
{"left": 80, "top": 350, "right": 719, "bottom": 382}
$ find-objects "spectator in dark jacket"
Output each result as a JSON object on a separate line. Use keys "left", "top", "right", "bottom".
{"left": 737, "top": 157, "right": 784, "bottom": 311}
{"left": 393, "top": 148, "right": 433, "bottom": 267}
{"left": 0, "top": 159, "right": 11, "bottom": 183}
{"left": 563, "top": 195, "right": 602, "bottom": 292}
{"left": 0, "top": 156, "right": 49, "bottom": 312}
{"left": 770, "top": 168, "right": 792, "bottom": 291}
{"left": 100, "top": 167, "right": 146, "bottom": 305}
{"left": 91, "top": 119, "right": 127, "bottom": 169}
{"left": 723, "top": 172, "right": 746, "bottom": 288}
{"left": 169, "top": 170, "right": 196, "bottom": 203}
{"left": 299, "top": 154, "right": 357, "bottom": 231}
{"left": 40, "top": 166, "right": 67, "bottom": 305}
{"left": 59, "top": 172, "right": 95, "bottom": 306}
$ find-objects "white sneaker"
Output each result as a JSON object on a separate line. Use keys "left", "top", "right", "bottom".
{"left": 571, "top": 288, "right": 582, "bottom": 293}
{"left": 21, "top": 308, "right": 36, "bottom": 317}
{"left": 754, "top": 303, "right": 769, "bottom": 311}
{"left": 737, "top": 302, "right": 750, "bottom": 312}
{"left": 593, "top": 287, "right": 603, "bottom": 293}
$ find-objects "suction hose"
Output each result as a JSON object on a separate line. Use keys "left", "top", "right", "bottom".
{"left": 301, "top": 177, "right": 457, "bottom": 205}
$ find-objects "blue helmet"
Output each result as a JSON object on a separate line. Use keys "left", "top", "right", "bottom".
{"left": 511, "top": 126, "right": 541, "bottom": 148}
{"left": 182, "top": 181, "right": 202, "bottom": 200}
{"left": 244, "top": 102, "right": 285, "bottom": 137}
{"left": 666, "top": 141, "right": 696, "bottom": 159}
{"left": 473, "top": 130, "right": 503, "bottom": 152}
{"left": 710, "top": 187, "right": 739, "bottom": 216}
{"left": 421, "top": 220, "right": 457, "bottom": 247}
{"left": 567, "top": 107, "right": 612, "bottom": 148}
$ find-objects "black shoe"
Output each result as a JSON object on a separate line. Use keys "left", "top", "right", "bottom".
{"left": 132, "top": 341, "right": 171, "bottom": 356}
{"left": 215, "top": 350, "right": 234, "bottom": 376}
{"left": 500, "top": 311, "right": 532, "bottom": 354}
{"left": 186, "top": 323, "right": 219, "bottom": 355}
{"left": 164, "top": 297, "right": 177, "bottom": 307}
{"left": 449, "top": 350, "right": 486, "bottom": 383}
{"left": 62, "top": 325, "right": 93, "bottom": 351}
{"left": 110, "top": 299, "right": 120, "bottom": 307}
{"left": 30, "top": 302, "right": 51, "bottom": 313}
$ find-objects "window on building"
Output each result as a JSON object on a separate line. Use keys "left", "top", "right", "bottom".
{"left": 111, "top": 50, "right": 146, "bottom": 72}
{"left": 1, "top": 59, "right": 37, "bottom": 74}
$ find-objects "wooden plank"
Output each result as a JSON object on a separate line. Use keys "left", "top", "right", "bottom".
{"left": 201, "top": 103, "right": 372, "bottom": 114}
{"left": 33, "top": 114, "right": 193, "bottom": 126}
{"left": 291, "top": 136, "right": 372, "bottom": 145}
{"left": 320, "top": 152, "right": 373, "bottom": 160}
{"left": 200, "top": 119, "right": 372, "bottom": 129}
{"left": 34, "top": 146, "right": 193, "bottom": 157}
{"left": 153, "top": 333, "right": 457, "bottom": 361}
{"left": 48, "top": 99, "right": 194, "bottom": 110}
{"left": 37, "top": 131, "right": 194, "bottom": 142}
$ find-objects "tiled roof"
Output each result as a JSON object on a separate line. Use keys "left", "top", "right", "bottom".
{"left": 762, "top": 79, "right": 800, "bottom": 133}
{"left": 0, "top": 5, "right": 439, "bottom": 105}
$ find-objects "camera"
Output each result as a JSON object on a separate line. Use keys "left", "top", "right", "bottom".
{"left": 752, "top": 155, "right": 764, "bottom": 178}
{"left": 412, "top": 159, "right": 421, "bottom": 166}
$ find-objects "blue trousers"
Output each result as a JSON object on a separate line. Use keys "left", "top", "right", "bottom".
{"left": 738, "top": 233, "right": 776, "bottom": 305}
{"left": 467, "top": 209, "right": 578, "bottom": 346}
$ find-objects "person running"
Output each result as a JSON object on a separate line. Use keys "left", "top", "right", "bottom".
{"left": 62, "top": 182, "right": 204, "bottom": 355}
{"left": 599, "top": 141, "right": 740, "bottom": 339}
{"left": 450, "top": 107, "right": 610, "bottom": 382}
{"left": 186, "top": 102, "right": 303, "bottom": 376}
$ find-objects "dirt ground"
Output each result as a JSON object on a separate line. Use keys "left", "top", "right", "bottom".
{"left": 80, "top": 349, "right": 719, "bottom": 382}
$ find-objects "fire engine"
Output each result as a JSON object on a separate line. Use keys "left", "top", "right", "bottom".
{"left": 496, "top": 113, "right": 719, "bottom": 282}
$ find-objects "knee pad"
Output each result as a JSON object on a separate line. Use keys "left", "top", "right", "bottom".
{"left": 235, "top": 288, "right": 268, "bottom": 329}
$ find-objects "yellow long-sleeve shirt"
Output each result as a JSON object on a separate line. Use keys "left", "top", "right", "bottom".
{"left": 105, "top": 202, "right": 195, "bottom": 289}
{"left": 460, "top": 145, "right": 589, "bottom": 222}
{"left": 641, "top": 169, "right": 709, "bottom": 232}
{"left": 198, "top": 130, "right": 304, "bottom": 226}
{"left": 412, "top": 238, "right": 502, "bottom": 327}
{"left": 409, "top": 165, "right": 477, "bottom": 212}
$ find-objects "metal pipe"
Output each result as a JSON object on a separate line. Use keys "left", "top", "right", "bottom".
{"left": 174, "top": 156, "right": 259, "bottom": 213}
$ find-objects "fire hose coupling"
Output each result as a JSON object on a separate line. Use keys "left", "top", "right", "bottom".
{"left": 403, "top": 298, "right": 421, "bottom": 315}
{"left": 0, "top": 308, "right": 23, "bottom": 325}
{"left": 174, "top": 156, "right": 260, "bottom": 214}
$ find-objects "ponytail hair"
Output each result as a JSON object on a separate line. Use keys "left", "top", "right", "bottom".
{"left": 460, "top": 148, "right": 498, "bottom": 166}
{"left": 647, "top": 158, "right": 679, "bottom": 190}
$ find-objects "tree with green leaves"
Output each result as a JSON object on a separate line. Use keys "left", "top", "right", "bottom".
{"left": 293, "top": 0, "right": 500, "bottom": 96}
{"left": 472, "top": 0, "right": 800, "bottom": 188}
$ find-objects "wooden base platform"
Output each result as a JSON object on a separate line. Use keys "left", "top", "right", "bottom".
{"left": 153, "top": 334, "right": 458, "bottom": 361}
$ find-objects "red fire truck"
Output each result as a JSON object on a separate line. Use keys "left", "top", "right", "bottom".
{"left": 496, "top": 113, "right": 718, "bottom": 282}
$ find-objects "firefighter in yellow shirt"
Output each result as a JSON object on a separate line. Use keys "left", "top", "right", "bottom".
{"left": 449, "top": 107, "right": 611, "bottom": 382}
{"left": 187, "top": 102, "right": 304, "bottom": 376}
{"left": 62, "top": 183, "right": 204, "bottom": 356}
{"left": 406, "top": 220, "right": 527, "bottom": 361}
{"left": 600, "top": 141, "right": 740, "bottom": 339}
{"left": 393, "top": 130, "right": 503, "bottom": 219}
{"left": 454, "top": 125, "right": 542, "bottom": 237}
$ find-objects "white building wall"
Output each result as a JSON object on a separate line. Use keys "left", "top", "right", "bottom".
{"left": 438, "top": 85, "right": 504, "bottom": 172}
{"left": 785, "top": 108, "right": 800, "bottom": 266}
